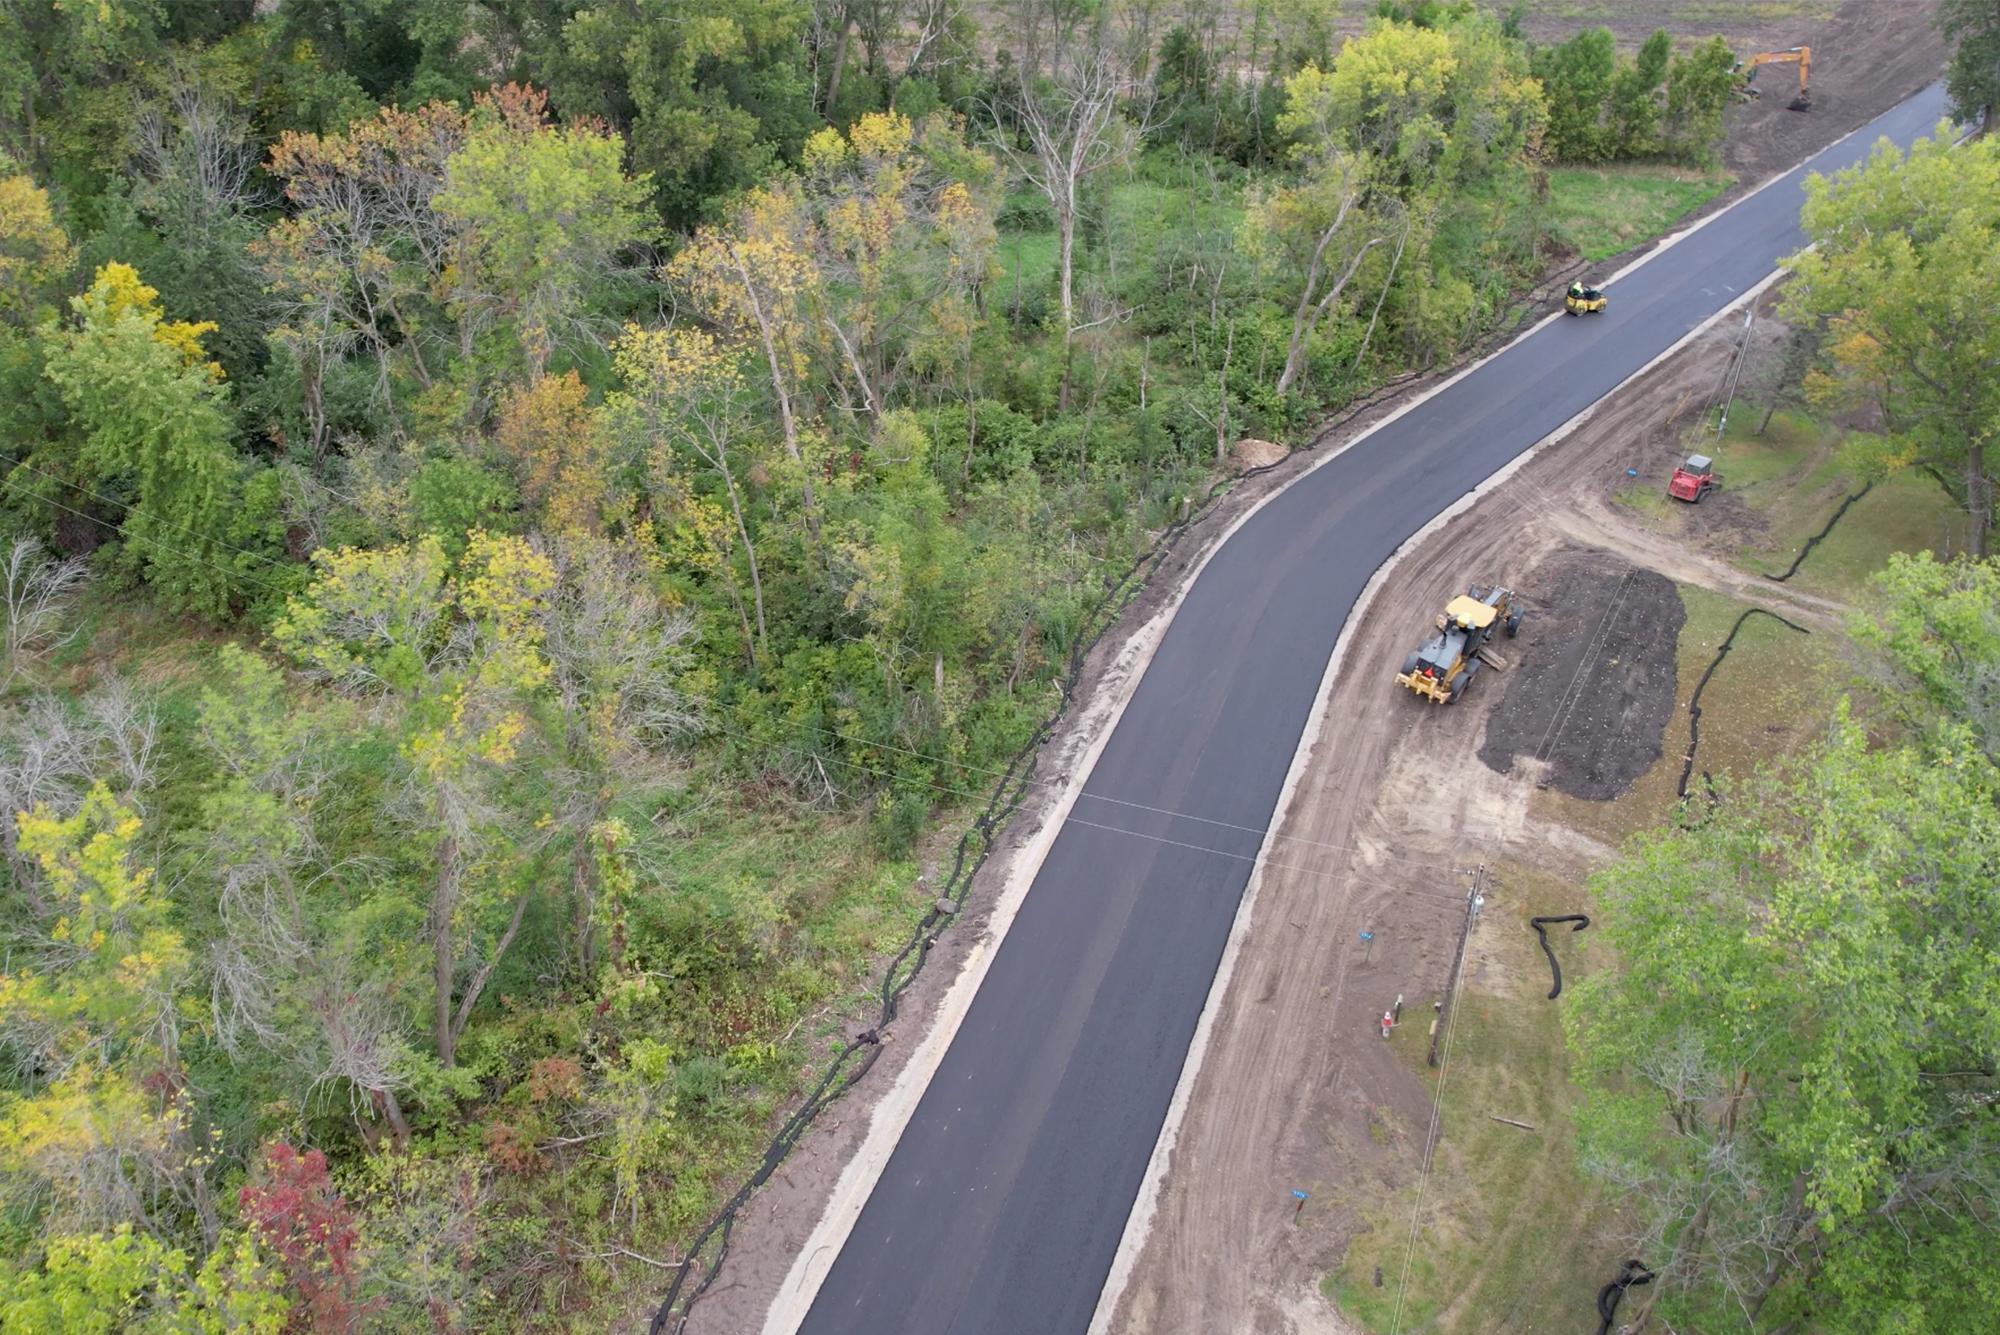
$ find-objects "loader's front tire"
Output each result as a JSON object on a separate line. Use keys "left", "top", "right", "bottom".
{"left": 1505, "top": 613, "right": 1521, "bottom": 638}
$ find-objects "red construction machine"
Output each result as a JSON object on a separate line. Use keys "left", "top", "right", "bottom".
{"left": 1668, "top": 453, "right": 1720, "bottom": 504}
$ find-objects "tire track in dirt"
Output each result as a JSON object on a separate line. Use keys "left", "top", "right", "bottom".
{"left": 1108, "top": 288, "right": 1841, "bottom": 1335}
{"left": 1110, "top": 492, "right": 1566, "bottom": 1335}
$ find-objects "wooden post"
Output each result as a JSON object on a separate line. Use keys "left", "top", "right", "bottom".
{"left": 1429, "top": 870, "right": 1481, "bottom": 1068}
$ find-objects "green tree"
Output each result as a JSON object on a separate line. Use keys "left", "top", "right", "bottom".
{"left": 433, "top": 84, "right": 654, "bottom": 387}
{"left": 271, "top": 0, "right": 498, "bottom": 105}
{"left": 1661, "top": 35, "right": 1737, "bottom": 165}
{"left": 1606, "top": 27, "right": 1671, "bottom": 158}
{"left": 1783, "top": 125, "right": 2000, "bottom": 555}
{"left": 1855, "top": 550, "right": 2000, "bottom": 757}
{"left": 1532, "top": 27, "right": 1615, "bottom": 162}
{"left": 1940, "top": 0, "right": 2000, "bottom": 136}
{"left": 273, "top": 531, "right": 558, "bottom": 1068}
{"left": 39, "top": 263, "right": 247, "bottom": 616}
{"left": 536, "top": 0, "right": 816, "bottom": 229}
{"left": 0, "top": 153, "right": 72, "bottom": 323}
{"left": 1, "top": 1225, "right": 287, "bottom": 1335}
{"left": 1568, "top": 710, "right": 2000, "bottom": 1330}
{"left": 1255, "top": 13, "right": 1544, "bottom": 391}
{"left": 0, "top": 0, "right": 168, "bottom": 204}
{"left": 111, "top": 77, "right": 271, "bottom": 386}
{"left": 0, "top": 786, "right": 201, "bottom": 1235}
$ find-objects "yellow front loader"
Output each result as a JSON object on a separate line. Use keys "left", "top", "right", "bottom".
{"left": 1395, "top": 586, "right": 1522, "bottom": 705}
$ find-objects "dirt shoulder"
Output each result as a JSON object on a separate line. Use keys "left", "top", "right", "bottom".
{"left": 1105, "top": 303, "right": 1806, "bottom": 1334}
{"left": 670, "top": 12, "right": 1941, "bottom": 1324}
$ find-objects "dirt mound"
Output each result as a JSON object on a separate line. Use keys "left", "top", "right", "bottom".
{"left": 1478, "top": 549, "right": 1684, "bottom": 801}
{"left": 1232, "top": 437, "right": 1290, "bottom": 472}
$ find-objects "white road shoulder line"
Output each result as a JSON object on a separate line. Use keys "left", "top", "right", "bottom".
{"left": 762, "top": 100, "right": 1882, "bottom": 1333}
{"left": 760, "top": 189, "right": 1598, "bottom": 1335}
{"left": 1086, "top": 263, "right": 1790, "bottom": 1335}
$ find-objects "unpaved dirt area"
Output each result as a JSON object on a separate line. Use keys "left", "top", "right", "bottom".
{"left": 669, "top": 11, "right": 1936, "bottom": 1325}
{"left": 1478, "top": 552, "right": 1685, "bottom": 800}
{"left": 1508, "top": 0, "right": 1945, "bottom": 189}
{"left": 1718, "top": 0, "right": 1947, "bottom": 184}
{"left": 1105, "top": 302, "right": 1853, "bottom": 1333}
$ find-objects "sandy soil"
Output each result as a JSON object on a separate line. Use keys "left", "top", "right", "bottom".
{"left": 1103, "top": 297, "right": 1863, "bottom": 1332}
{"left": 669, "top": 8, "right": 1938, "bottom": 1327}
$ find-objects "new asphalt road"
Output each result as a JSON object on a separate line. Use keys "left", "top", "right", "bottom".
{"left": 798, "top": 84, "right": 1951, "bottom": 1335}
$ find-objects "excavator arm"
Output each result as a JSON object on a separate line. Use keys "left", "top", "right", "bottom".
{"left": 1740, "top": 47, "right": 1811, "bottom": 109}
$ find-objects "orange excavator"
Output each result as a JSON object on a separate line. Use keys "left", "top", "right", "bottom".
{"left": 1738, "top": 47, "right": 1811, "bottom": 111}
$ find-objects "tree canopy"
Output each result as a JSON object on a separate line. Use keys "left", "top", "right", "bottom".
{"left": 1785, "top": 124, "right": 2000, "bottom": 555}
{"left": 1569, "top": 558, "right": 2000, "bottom": 1330}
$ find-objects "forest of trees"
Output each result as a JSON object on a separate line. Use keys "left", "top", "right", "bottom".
{"left": 4, "top": 0, "right": 1990, "bottom": 1329}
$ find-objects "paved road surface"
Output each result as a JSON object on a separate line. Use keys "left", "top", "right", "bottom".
{"left": 799, "top": 85, "right": 1950, "bottom": 1335}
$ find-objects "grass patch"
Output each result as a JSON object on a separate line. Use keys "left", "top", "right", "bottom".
{"left": 1709, "top": 409, "right": 1969, "bottom": 600}
{"left": 1547, "top": 164, "right": 1731, "bottom": 261}
{"left": 1613, "top": 482, "right": 1673, "bottom": 519}
{"left": 1326, "top": 864, "right": 1628, "bottom": 1333}
{"left": 1769, "top": 472, "right": 1970, "bottom": 600}
{"left": 1538, "top": 0, "right": 1836, "bottom": 23}
{"left": 995, "top": 228, "right": 1058, "bottom": 302}
{"left": 996, "top": 162, "right": 1249, "bottom": 319}
{"left": 1708, "top": 407, "right": 1825, "bottom": 491}
{"left": 1679, "top": 0, "right": 1839, "bottom": 20}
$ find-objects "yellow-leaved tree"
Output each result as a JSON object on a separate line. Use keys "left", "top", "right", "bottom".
{"left": 666, "top": 184, "right": 823, "bottom": 543}
{"left": 0, "top": 786, "right": 202, "bottom": 1234}
{"left": 611, "top": 325, "right": 771, "bottom": 665}
{"left": 274, "top": 531, "right": 557, "bottom": 1068}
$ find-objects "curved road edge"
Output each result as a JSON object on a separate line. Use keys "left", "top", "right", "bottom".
{"left": 757, "top": 84, "right": 1945, "bottom": 1335}
{"left": 760, "top": 203, "right": 1617, "bottom": 1335}
{"left": 1083, "top": 263, "right": 1789, "bottom": 1335}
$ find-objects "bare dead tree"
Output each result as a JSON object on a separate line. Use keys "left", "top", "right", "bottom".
{"left": 899, "top": 0, "right": 967, "bottom": 86}
{"left": 1754, "top": 316, "right": 1826, "bottom": 435}
{"left": 1269, "top": 154, "right": 1384, "bottom": 395}
{"left": 537, "top": 537, "right": 697, "bottom": 973}
{"left": 0, "top": 535, "right": 87, "bottom": 688}
{"left": 195, "top": 659, "right": 419, "bottom": 1147}
{"left": 132, "top": 75, "right": 263, "bottom": 222}
{"left": 0, "top": 683, "right": 158, "bottom": 897}
{"left": 989, "top": 30, "right": 1152, "bottom": 409}
{"left": 641, "top": 358, "right": 772, "bottom": 665}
